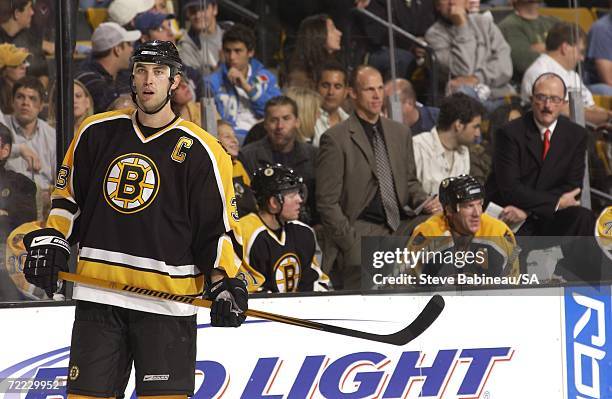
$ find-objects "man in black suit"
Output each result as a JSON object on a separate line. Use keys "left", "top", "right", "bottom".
{"left": 486, "top": 72, "right": 598, "bottom": 281}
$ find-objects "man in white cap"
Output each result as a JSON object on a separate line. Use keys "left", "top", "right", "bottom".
{"left": 76, "top": 22, "right": 141, "bottom": 113}
{"left": 107, "top": 0, "right": 155, "bottom": 28}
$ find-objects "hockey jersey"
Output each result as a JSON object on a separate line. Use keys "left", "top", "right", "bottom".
{"left": 47, "top": 109, "right": 243, "bottom": 316}
{"left": 238, "top": 212, "right": 329, "bottom": 293}
{"left": 406, "top": 213, "right": 520, "bottom": 280}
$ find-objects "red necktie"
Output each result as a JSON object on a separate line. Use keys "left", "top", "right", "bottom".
{"left": 542, "top": 129, "right": 551, "bottom": 160}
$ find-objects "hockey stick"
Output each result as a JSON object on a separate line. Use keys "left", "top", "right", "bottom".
{"left": 58, "top": 271, "right": 444, "bottom": 346}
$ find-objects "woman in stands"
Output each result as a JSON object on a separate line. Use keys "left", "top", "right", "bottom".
{"left": 285, "top": 14, "right": 343, "bottom": 89}
{"left": 285, "top": 86, "right": 322, "bottom": 143}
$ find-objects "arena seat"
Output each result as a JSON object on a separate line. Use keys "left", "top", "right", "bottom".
{"left": 538, "top": 7, "right": 597, "bottom": 32}
{"left": 85, "top": 8, "right": 108, "bottom": 31}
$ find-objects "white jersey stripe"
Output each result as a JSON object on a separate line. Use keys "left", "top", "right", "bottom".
{"left": 80, "top": 247, "right": 198, "bottom": 276}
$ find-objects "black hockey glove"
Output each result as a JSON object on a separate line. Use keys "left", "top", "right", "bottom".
{"left": 23, "top": 228, "right": 70, "bottom": 298}
{"left": 205, "top": 276, "right": 248, "bottom": 327}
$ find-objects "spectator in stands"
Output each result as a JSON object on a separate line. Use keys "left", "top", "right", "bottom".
{"left": 286, "top": 14, "right": 343, "bottom": 89}
{"left": 285, "top": 86, "right": 323, "bottom": 144}
{"left": 206, "top": 24, "right": 282, "bottom": 141}
{"left": 0, "top": 122, "right": 36, "bottom": 233}
{"left": 217, "top": 120, "right": 256, "bottom": 217}
{"left": 171, "top": 78, "right": 201, "bottom": 125}
{"left": 134, "top": 11, "right": 175, "bottom": 43}
{"left": 73, "top": 80, "right": 94, "bottom": 130}
{"left": 0, "top": 0, "right": 48, "bottom": 86}
{"left": 76, "top": 22, "right": 140, "bottom": 114}
{"left": 487, "top": 72, "right": 594, "bottom": 237}
{"left": 498, "top": 0, "right": 558, "bottom": 83}
{"left": 425, "top": 0, "right": 514, "bottom": 105}
{"left": 0, "top": 123, "right": 36, "bottom": 302}
{"left": 585, "top": 7, "right": 612, "bottom": 95}
{"left": 178, "top": 0, "right": 224, "bottom": 76}
{"left": 239, "top": 95, "right": 318, "bottom": 225}
{"left": 355, "top": 0, "right": 436, "bottom": 80}
{"left": 316, "top": 65, "right": 440, "bottom": 289}
{"left": 383, "top": 78, "right": 440, "bottom": 135}
{"left": 313, "top": 61, "right": 349, "bottom": 147}
{"left": 108, "top": 0, "right": 154, "bottom": 28}
{"left": 0, "top": 44, "right": 29, "bottom": 115}
{"left": 521, "top": 22, "right": 612, "bottom": 126}
{"left": 413, "top": 92, "right": 485, "bottom": 195}
{"left": 48, "top": 79, "right": 94, "bottom": 133}
{"left": 5, "top": 77, "right": 55, "bottom": 194}
{"left": 239, "top": 164, "right": 330, "bottom": 293}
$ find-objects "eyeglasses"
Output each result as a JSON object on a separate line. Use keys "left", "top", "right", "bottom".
{"left": 533, "top": 93, "right": 564, "bottom": 105}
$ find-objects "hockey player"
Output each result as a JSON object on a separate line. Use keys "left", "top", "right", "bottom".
{"left": 21, "top": 41, "right": 247, "bottom": 399}
{"left": 406, "top": 175, "right": 520, "bottom": 280}
{"left": 239, "top": 164, "right": 329, "bottom": 292}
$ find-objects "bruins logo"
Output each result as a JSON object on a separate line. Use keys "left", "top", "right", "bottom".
{"left": 273, "top": 253, "right": 301, "bottom": 293}
{"left": 103, "top": 153, "right": 160, "bottom": 214}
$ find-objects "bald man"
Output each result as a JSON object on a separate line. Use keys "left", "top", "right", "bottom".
{"left": 383, "top": 78, "right": 439, "bottom": 135}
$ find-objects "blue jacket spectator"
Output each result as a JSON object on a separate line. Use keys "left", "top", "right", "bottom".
{"left": 205, "top": 24, "right": 281, "bottom": 141}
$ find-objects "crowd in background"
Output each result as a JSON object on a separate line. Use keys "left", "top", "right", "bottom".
{"left": 0, "top": 0, "right": 611, "bottom": 300}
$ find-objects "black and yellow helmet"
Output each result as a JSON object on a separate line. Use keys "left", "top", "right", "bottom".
{"left": 131, "top": 40, "right": 183, "bottom": 76}
{"left": 439, "top": 175, "right": 484, "bottom": 211}
{"left": 251, "top": 164, "right": 305, "bottom": 211}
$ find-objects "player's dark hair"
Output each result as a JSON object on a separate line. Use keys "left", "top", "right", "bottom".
{"left": 222, "top": 23, "right": 256, "bottom": 51}
{"left": 437, "top": 93, "right": 485, "bottom": 131}
{"left": 264, "top": 95, "right": 299, "bottom": 119}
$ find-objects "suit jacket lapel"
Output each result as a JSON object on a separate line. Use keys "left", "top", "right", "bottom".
{"left": 348, "top": 115, "right": 376, "bottom": 170}
{"left": 525, "top": 115, "right": 543, "bottom": 167}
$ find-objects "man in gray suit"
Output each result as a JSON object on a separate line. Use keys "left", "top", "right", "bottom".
{"left": 316, "top": 65, "right": 441, "bottom": 290}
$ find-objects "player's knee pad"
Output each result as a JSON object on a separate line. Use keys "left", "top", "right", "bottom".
{"left": 68, "top": 395, "right": 115, "bottom": 399}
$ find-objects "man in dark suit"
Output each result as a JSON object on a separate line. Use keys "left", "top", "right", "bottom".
{"left": 316, "top": 65, "right": 440, "bottom": 289}
{"left": 486, "top": 72, "right": 598, "bottom": 281}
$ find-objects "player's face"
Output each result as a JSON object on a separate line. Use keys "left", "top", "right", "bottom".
{"left": 448, "top": 198, "right": 483, "bottom": 235}
{"left": 532, "top": 76, "right": 567, "bottom": 127}
{"left": 132, "top": 63, "right": 178, "bottom": 112}
{"left": 351, "top": 68, "right": 384, "bottom": 120}
{"left": 280, "top": 189, "right": 303, "bottom": 221}
{"left": 13, "top": 87, "right": 42, "bottom": 125}
{"left": 317, "top": 70, "right": 348, "bottom": 113}
{"left": 217, "top": 124, "right": 239, "bottom": 157}
{"left": 73, "top": 83, "right": 91, "bottom": 120}
{"left": 223, "top": 41, "right": 253, "bottom": 72}
{"left": 264, "top": 104, "right": 299, "bottom": 149}
{"left": 456, "top": 115, "right": 481, "bottom": 145}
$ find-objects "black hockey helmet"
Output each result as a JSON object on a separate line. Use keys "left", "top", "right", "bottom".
{"left": 439, "top": 175, "right": 484, "bottom": 211}
{"left": 131, "top": 40, "right": 183, "bottom": 76}
{"left": 251, "top": 164, "right": 305, "bottom": 212}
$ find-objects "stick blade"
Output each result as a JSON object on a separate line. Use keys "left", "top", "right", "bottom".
{"left": 382, "top": 294, "right": 445, "bottom": 346}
